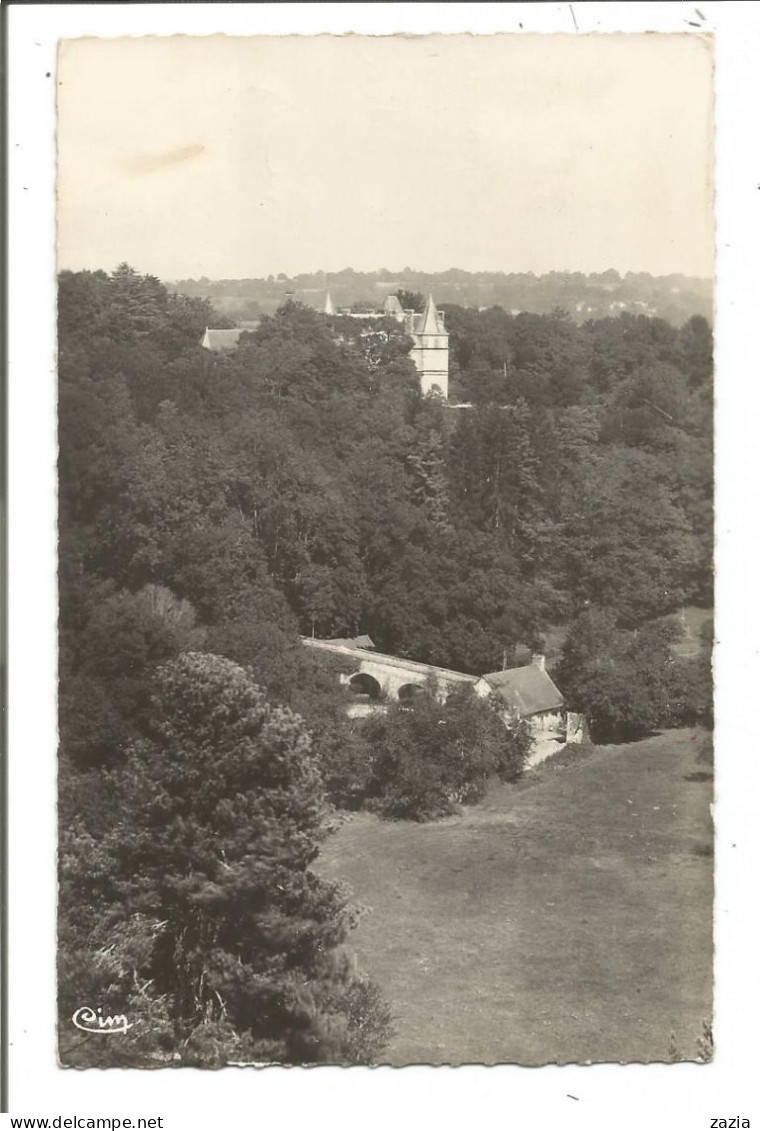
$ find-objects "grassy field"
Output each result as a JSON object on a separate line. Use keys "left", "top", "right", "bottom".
{"left": 316, "top": 729, "right": 713, "bottom": 1065}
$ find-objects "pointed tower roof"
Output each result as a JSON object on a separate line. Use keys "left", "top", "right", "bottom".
{"left": 419, "top": 293, "right": 441, "bottom": 334}
{"left": 324, "top": 290, "right": 336, "bottom": 316}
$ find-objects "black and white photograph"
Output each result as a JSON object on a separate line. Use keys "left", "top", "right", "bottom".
{"left": 8, "top": 0, "right": 760, "bottom": 1121}
{"left": 52, "top": 29, "right": 717, "bottom": 1071}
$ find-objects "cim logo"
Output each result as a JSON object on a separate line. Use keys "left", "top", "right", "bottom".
{"left": 72, "top": 1005, "right": 132, "bottom": 1035}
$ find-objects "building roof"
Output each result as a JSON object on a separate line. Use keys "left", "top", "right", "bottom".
{"left": 202, "top": 328, "right": 245, "bottom": 352}
{"left": 480, "top": 665, "right": 565, "bottom": 716}
{"left": 418, "top": 293, "right": 442, "bottom": 335}
{"left": 383, "top": 294, "right": 404, "bottom": 316}
{"left": 323, "top": 634, "right": 376, "bottom": 651}
{"left": 302, "top": 637, "right": 479, "bottom": 684}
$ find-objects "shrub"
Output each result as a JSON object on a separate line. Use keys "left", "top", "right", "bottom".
{"left": 361, "top": 681, "right": 530, "bottom": 821}
{"left": 556, "top": 609, "right": 712, "bottom": 742}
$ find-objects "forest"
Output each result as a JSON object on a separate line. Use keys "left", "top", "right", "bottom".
{"left": 58, "top": 264, "right": 713, "bottom": 1065}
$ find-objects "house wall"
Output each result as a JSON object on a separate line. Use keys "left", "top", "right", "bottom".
{"left": 531, "top": 710, "right": 564, "bottom": 734}
{"left": 566, "top": 711, "right": 590, "bottom": 744}
{"left": 495, "top": 708, "right": 564, "bottom": 737}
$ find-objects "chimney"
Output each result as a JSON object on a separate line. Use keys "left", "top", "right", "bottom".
{"left": 531, "top": 653, "right": 546, "bottom": 672}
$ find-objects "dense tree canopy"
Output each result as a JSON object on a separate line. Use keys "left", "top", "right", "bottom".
{"left": 59, "top": 266, "right": 712, "bottom": 690}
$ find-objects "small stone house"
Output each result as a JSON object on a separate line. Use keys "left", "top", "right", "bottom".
{"left": 303, "top": 636, "right": 584, "bottom": 761}
{"left": 474, "top": 654, "right": 564, "bottom": 729}
{"left": 474, "top": 654, "right": 568, "bottom": 762}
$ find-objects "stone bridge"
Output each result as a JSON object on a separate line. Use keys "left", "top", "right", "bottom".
{"left": 301, "top": 637, "right": 480, "bottom": 707}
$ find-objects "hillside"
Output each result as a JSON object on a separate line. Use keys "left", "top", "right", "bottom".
{"left": 316, "top": 729, "right": 713, "bottom": 1065}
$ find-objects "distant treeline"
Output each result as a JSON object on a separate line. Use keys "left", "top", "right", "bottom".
{"left": 168, "top": 267, "right": 713, "bottom": 327}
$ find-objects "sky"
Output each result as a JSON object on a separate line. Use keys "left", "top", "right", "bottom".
{"left": 57, "top": 33, "right": 714, "bottom": 280}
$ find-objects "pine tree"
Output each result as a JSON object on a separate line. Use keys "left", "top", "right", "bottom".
{"left": 58, "top": 653, "right": 392, "bottom": 1066}
{"left": 407, "top": 428, "right": 451, "bottom": 530}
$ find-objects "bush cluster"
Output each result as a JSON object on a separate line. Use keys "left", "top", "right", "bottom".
{"left": 555, "top": 608, "right": 712, "bottom": 743}
{"left": 359, "top": 682, "right": 532, "bottom": 821}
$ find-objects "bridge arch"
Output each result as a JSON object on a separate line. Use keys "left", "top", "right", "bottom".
{"left": 397, "top": 682, "right": 425, "bottom": 705}
{"left": 348, "top": 672, "right": 382, "bottom": 700}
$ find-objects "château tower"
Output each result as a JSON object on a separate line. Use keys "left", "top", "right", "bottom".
{"left": 407, "top": 294, "right": 449, "bottom": 399}
{"left": 323, "top": 289, "right": 449, "bottom": 399}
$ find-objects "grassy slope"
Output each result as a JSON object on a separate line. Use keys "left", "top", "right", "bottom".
{"left": 317, "top": 729, "right": 713, "bottom": 1065}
